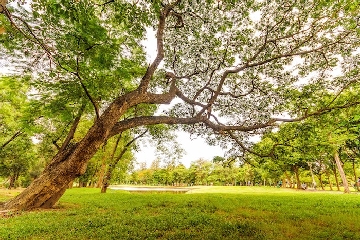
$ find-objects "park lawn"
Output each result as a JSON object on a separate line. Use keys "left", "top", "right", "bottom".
{"left": 0, "top": 187, "right": 359, "bottom": 240}
{"left": 0, "top": 188, "right": 24, "bottom": 202}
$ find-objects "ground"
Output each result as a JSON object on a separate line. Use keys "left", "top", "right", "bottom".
{"left": 1, "top": 186, "right": 360, "bottom": 239}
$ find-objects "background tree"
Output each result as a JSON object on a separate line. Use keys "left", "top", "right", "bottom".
{"left": 0, "top": 77, "right": 40, "bottom": 188}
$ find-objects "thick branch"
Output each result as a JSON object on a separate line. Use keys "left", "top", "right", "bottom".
{"left": 108, "top": 116, "right": 204, "bottom": 139}
{"left": 138, "top": 1, "right": 180, "bottom": 92}
{"left": 109, "top": 96, "right": 360, "bottom": 142}
{"left": 144, "top": 78, "right": 177, "bottom": 104}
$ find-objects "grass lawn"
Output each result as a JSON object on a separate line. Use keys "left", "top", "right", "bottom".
{"left": 1, "top": 186, "right": 359, "bottom": 240}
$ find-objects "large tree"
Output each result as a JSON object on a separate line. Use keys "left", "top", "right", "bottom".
{"left": 1, "top": 0, "right": 360, "bottom": 210}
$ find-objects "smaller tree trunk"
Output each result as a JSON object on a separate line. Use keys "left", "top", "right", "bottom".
{"left": 293, "top": 165, "right": 301, "bottom": 189}
{"left": 100, "top": 135, "right": 122, "bottom": 193}
{"left": 352, "top": 159, "right": 358, "bottom": 190}
{"left": 96, "top": 154, "right": 107, "bottom": 188}
{"left": 334, "top": 151, "right": 350, "bottom": 193}
{"left": 282, "top": 178, "right": 287, "bottom": 188}
{"left": 332, "top": 165, "right": 340, "bottom": 191}
{"left": 68, "top": 180, "right": 74, "bottom": 189}
{"left": 101, "top": 130, "right": 147, "bottom": 193}
{"left": 101, "top": 166, "right": 113, "bottom": 193}
{"left": 327, "top": 172, "right": 333, "bottom": 191}
{"left": 318, "top": 174, "right": 325, "bottom": 190}
{"left": 308, "top": 163, "right": 317, "bottom": 190}
{"left": 8, "top": 176, "right": 15, "bottom": 189}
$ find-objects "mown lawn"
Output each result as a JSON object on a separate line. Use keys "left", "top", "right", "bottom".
{"left": 1, "top": 187, "right": 359, "bottom": 240}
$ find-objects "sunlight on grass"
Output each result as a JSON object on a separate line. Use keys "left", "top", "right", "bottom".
{"left": 188, "top": 186, "right": 304, "bottom": 194}
{"left": 1, "top": 187, "right": 359, "bottom": 239}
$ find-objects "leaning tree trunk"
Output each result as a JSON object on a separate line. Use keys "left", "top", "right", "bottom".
{"left": 4, "top": 92, "right": 142, "bottom": 210}
{"left": 101, "top": 135, "right": 121, "bottom": 193}
{"left": 4, "top": 132, "right": 105, "bottom": 210}
{"left": 334, "top": 151, "right": 350, "bottom": 194}
{"left": 3, "top": 4, "right": 176, "bottom": 210}
{"left": 101, "top": 130, "right": 147, "bottom": 193}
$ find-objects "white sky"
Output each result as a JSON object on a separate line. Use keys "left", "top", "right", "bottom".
{"left": 136, "top": 29, "right": 229, "bottom": 167}
{"left": 134, "top": 132, "right": 226, "bottom": 168}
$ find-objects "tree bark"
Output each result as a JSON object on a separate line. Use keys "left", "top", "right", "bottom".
{"left": 101, "top": 135, "right": 121, "bottom": 193}
{"left": 8, "top": 176, "right": 15, "bottom": 189}
{"left": 332, "top": 164, "right": 340, "bottom": 191}
{"left": 352, "top": 159, "right": 357, "bottom": 187}
{"left": 308, "top": 163, "right": 317, "bottom": 190}
{"left": 101, "top": 130, "right": 147, "bottom": 193}
{"left": 334, "top": 151, "right": 350, "bottom": 193}
{"left": 68, "top": 180, "right": 74, "bottom": 189}
{"left": 327, "top": 172, "right": 333, "bottom": 191}
{"left": 95, "top": 154, "right": 108, "bottom": 188}
{"left": 4, "top": 90, "right": 148, "bottom": 210}
{"left": 318, "top": 174, "right": 325, "bottom": 190}
{"left": 0, "top": 0, "right": 8, "bottom": 14}
{"left": 101, "top": 167, "right": 114, "bottom": 193}
{"left": 293, "top": 165, "right": 301, "bottom": 189}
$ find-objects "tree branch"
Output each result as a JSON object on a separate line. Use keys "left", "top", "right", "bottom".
{"left": 138, "top": 1, "right": 181, "bottom": 92}
{"left": 59, "top": 103, "right": 87, "bottom": 152}
{"left": 108, "top": 115, "right": 205, "bottom": 139}
{"left": 0, "top": 130, "right": 23, "bottom": 150}
{"left": 74, "top": 56, "right": 100, "bottom": 119}
{"left": 273, "top": 100, "right": 360, "bottom": 123}
{"left": 2, "top": 7, "right": 54, "bottom": 61}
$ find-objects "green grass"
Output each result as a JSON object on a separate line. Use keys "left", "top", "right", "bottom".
{"left": 1, "top": 187, "right": 360, "bottom": 239}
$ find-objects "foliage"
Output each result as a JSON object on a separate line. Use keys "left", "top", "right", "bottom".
{"left": 0, "top": 77, "right": 40, "bottom": 188}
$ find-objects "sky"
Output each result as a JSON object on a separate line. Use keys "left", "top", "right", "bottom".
{"left": 134, "top": 132, "right": 226, "bottom": 168}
